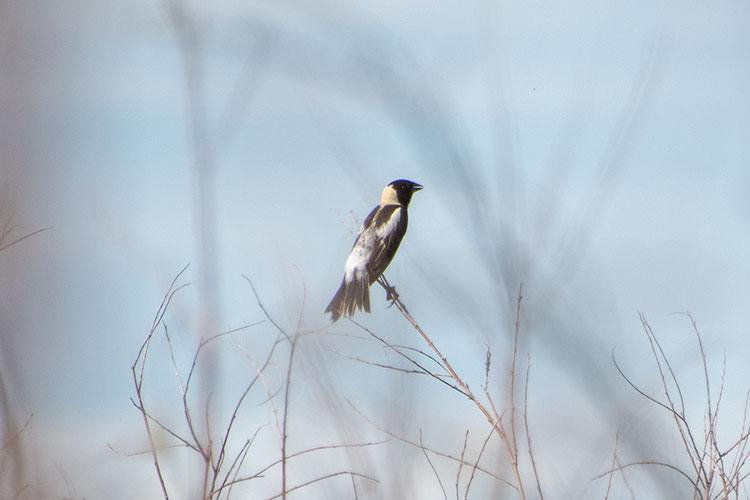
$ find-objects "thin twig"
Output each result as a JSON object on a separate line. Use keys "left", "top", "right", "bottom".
{"left": 347, "top": 400, "right": 515, "bottom": 489}
{"left": 594, "top": 460, "right": 698, "bottom": 490}
{"left": 376, "top": 277, "right": 528, "bottom": 499}
{"left": 243, "top": 275, "right": 290, "bottom": 341}
{"left": 130, "top": 398, "right": 201, "bottom": 453}
{"left": 351, "top": 474, "right": 359, "bottom": 500}
{"left": 212, "top": 440, "right": 387, "bottom": 496}
{"left": 613, "top": 313, "right": 750, "bottom": 498}
{"left": 266, "top": 472, "right": 379, "bottom": 500}
{"left": 524, "top": 354, "right": 544, "bottom": 499}
{"left": 464, "top": 423, "right": 495, "bottom": 500}
{"left": 281, "top": 331, "right": 299, "bottom": 500}
{"left": 419, "top": 429, "right": 448, "bottom": 500}
{"left": 132, "top": 264, "right": 191, "bottom": 500}
{"left": 0, "top": 226, "right": 54, "bottom": 252}
{"left": 455, "top": 430, "right": 469, "bottom": 500}
{"left": 604, "top": 434, "right": 620, "bottom": 500}
{"left": 349, "top": 317, "right": 465, "bottom": 395}
{"left": 328, "top": 347, "right": 432, "bottom": 376}
{"left": 640, "top": 314, "right": 705, "bottom": 483}
{"left": 507, "top": 284, "right": 524, "bottom": 497}
{"left": 210, "top": 322, "right": 266, "bottom": 494}
{"left": 0, "top": 414, "right": 32, "bottom": 451}
{"left": 614, "top": 454, "right": 637, "bottom": 500}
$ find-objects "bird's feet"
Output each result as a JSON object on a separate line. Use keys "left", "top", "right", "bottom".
{"left": 384, "top": 284, "right": 399, "bottom": 307}
{"left": 378, "top": 276, "right": 399, "bottom": 308}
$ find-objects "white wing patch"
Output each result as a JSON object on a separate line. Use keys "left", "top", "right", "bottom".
{"left": 344, "top": 230, "right": 374, "bottom": 284}
{"left": 343, "top": 205, "right": 401, "bottom": 285}
{"left": 375, "top": 207, "right": 401, "bottom": 239}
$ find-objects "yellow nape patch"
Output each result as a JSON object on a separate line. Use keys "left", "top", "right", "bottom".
{"left": 380, "top": 184, "right": 400, "bottom": 205}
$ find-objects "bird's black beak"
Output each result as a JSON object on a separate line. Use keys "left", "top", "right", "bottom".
{"left": 412, "top": 183, "right": 423, "bottom": 192}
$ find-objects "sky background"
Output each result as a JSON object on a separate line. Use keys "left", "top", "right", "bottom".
{"left": 2, "top": 1, "right": 750, "bottom": 499}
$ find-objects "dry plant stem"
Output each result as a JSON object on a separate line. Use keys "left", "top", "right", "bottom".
{"left": 0, "top": 225, "right": 53, "bottom": 252}
{"left": 282, "top": 283, "right": 309, "bottom": 500}
{"left": 464, "top": 423, "right": 496, "bottom": 500}
{"left": 247, "top": 278, "right": 375, "bottom": 500}
{"left": 419, "top": 429, "right": 448, "bottom": 500}
{"left": 614, "top": 454, "right": 637, "bottom": 500}
{"left": 132, "top": 263, "right": 191, "bottom": 500}
{"left": 348, "top": 318, "right": 465, "bottom": 395}
{"left": 594, "top": 460, "right": 699, "bottom": 489}
{"left": 281, "top": 332, "right": 299, "bottom": 500}
{"left": 523, "top": 355, "right": 544, "bottom": 499}
{"left": 135, "top": 269, "right": 374, "bottom": 499}
{"left": 134, "top": 267, "right": 274, "bottom": 500}
{"left": 210, "top": 324, "right": 269, "bottom": 495}
{"left": 506, "top": 284, "right": 524, "bottom": 496}
{"left": 642, "top": 314, "right": 711, "bottom": 493}
{"left": 509, "top": 284, "right": 522, "bottom": 463}
{"left": 348, "top": 400, "right": 515, "bottom": 488}
{"left": 350, "top": 474, "right": 359, "bottom": 500}
{"left": 644, "top": 315, "right": 706, "bottom": 481}
{"left": 165, "top": 321, "right": 261, "bottom": 500}
{"left": 1, "top": 414, "right": 32, "bottom": 451}
{"left": 328, "top": 347, "right": 432, "bottom": 376}
{"left": 266, "top": 472, "right": 379, "bottom": 500}
{"left": 376, "top": 278, "right": 528, "bottom": 500}
{"left": 210, "top": 441, "right": 386, "bottom": 496}
{"left": 610, "top": 314, "right": 750, "bottom": 499}
{"left": 604, "top": 435, "right": 620, "bottom": 500}
{"left": 455, "top": 430, "right": 469, "bottom": 500}
{"left": 244, "top": 275, "right": 297, "bottom": 500}
{"left": 329, "top": 333, "right": 450, "bottom": 378}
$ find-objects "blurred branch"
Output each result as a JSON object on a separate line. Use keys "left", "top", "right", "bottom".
{"left": 594, "top": 460, "right": 698, "bottom": 490}
{"left": 455, "top": 430, "right": 469, "bottom": 499}
{"left": 1, "top": 414, "right": 32, "bottom": 451}
{"left": 608, "top": 313, "right": 750, "bottom": 498}
{"left": 347, "top": 317, "right": 464, "bottom": 395}
{"left": 0, "top": 225, "right": 53, "bottom": 252}
{"left": 464, "top": 423, "right": 495, "bottom": 500}
{"left": 419, "top": 429, "right": 448, "bottom": 500}
{"left": 132, "top": 263, "right": 191, "bottom": 500}
{"left": 523, "top": 354, "right": 544, "bottom": 499}
{"left": 603, "top": 434, "right": 620, "bottom": 500}
{"left": 266, "top": 471, "right": 379, "bottom": 500}
{"left": 365, "top": 277, "right": 531, "bottom": 498}
{"left": 134, "top": 267, "right": 380, "bottom": 499}
{"left": 347, "top": 400, "right": 515, "bottom": 489}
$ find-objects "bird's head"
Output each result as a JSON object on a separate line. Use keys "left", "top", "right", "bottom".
{"left": 381, "top": 179, "right": 423, "bottom": 207}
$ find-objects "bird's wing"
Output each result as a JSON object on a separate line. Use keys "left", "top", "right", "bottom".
{"left": 367, "top": 204, "right": 408, "bottom": 282}
{"left": 349, "top": 204, "right": 380, "bottom": 249}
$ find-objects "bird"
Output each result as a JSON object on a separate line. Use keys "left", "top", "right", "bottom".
{"left": 325, "top": 179, "right": 423, "bottom": 322}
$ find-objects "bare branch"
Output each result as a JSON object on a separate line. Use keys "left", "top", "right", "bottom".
{"left": 0, "top": 226, "right": 53, "bottom": 252}
{"left": 266, "top": 471, "right": 379, "bottom": 500}
{"left": 524, "top": 355, "right": 544, "bottom": 500}
{"left": 131, "top": 264, "right": 192, "bottom": 500}
{"left": 348, "top": 317, "right": 466, "bottom": 396}
{"left": 603, "top": 435, "right": 620, "bottom": 500}
{"left": 464, "top": 424, "right": 495, "bottom": 500}
{"left": 347, "top": 400, "right": 516, "bottom": 489}
{"left": 376, "top": 276, "right": 528, "bottom": 498}
{"left": 455, "top": 430, "right": 469, "bottom": 500}
{"left": 419, "top": 429, "right": 448, "bottom": 500}
{"left": 243, "top": 274, "right": 290, "bottom": 341}
{"left": 594, "top": 460, "right": 699, "bottom": 491}
{"left": 1, "top": 413, "right": 32, "bottom": 451}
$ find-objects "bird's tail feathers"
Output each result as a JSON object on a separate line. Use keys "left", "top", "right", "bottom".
{"left": 325, "top": 276, "right": 370, "bottom": 322}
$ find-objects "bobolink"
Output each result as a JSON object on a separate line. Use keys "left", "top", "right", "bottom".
{"left": 325, "top": 179, "right": 423, "bottom": 322}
